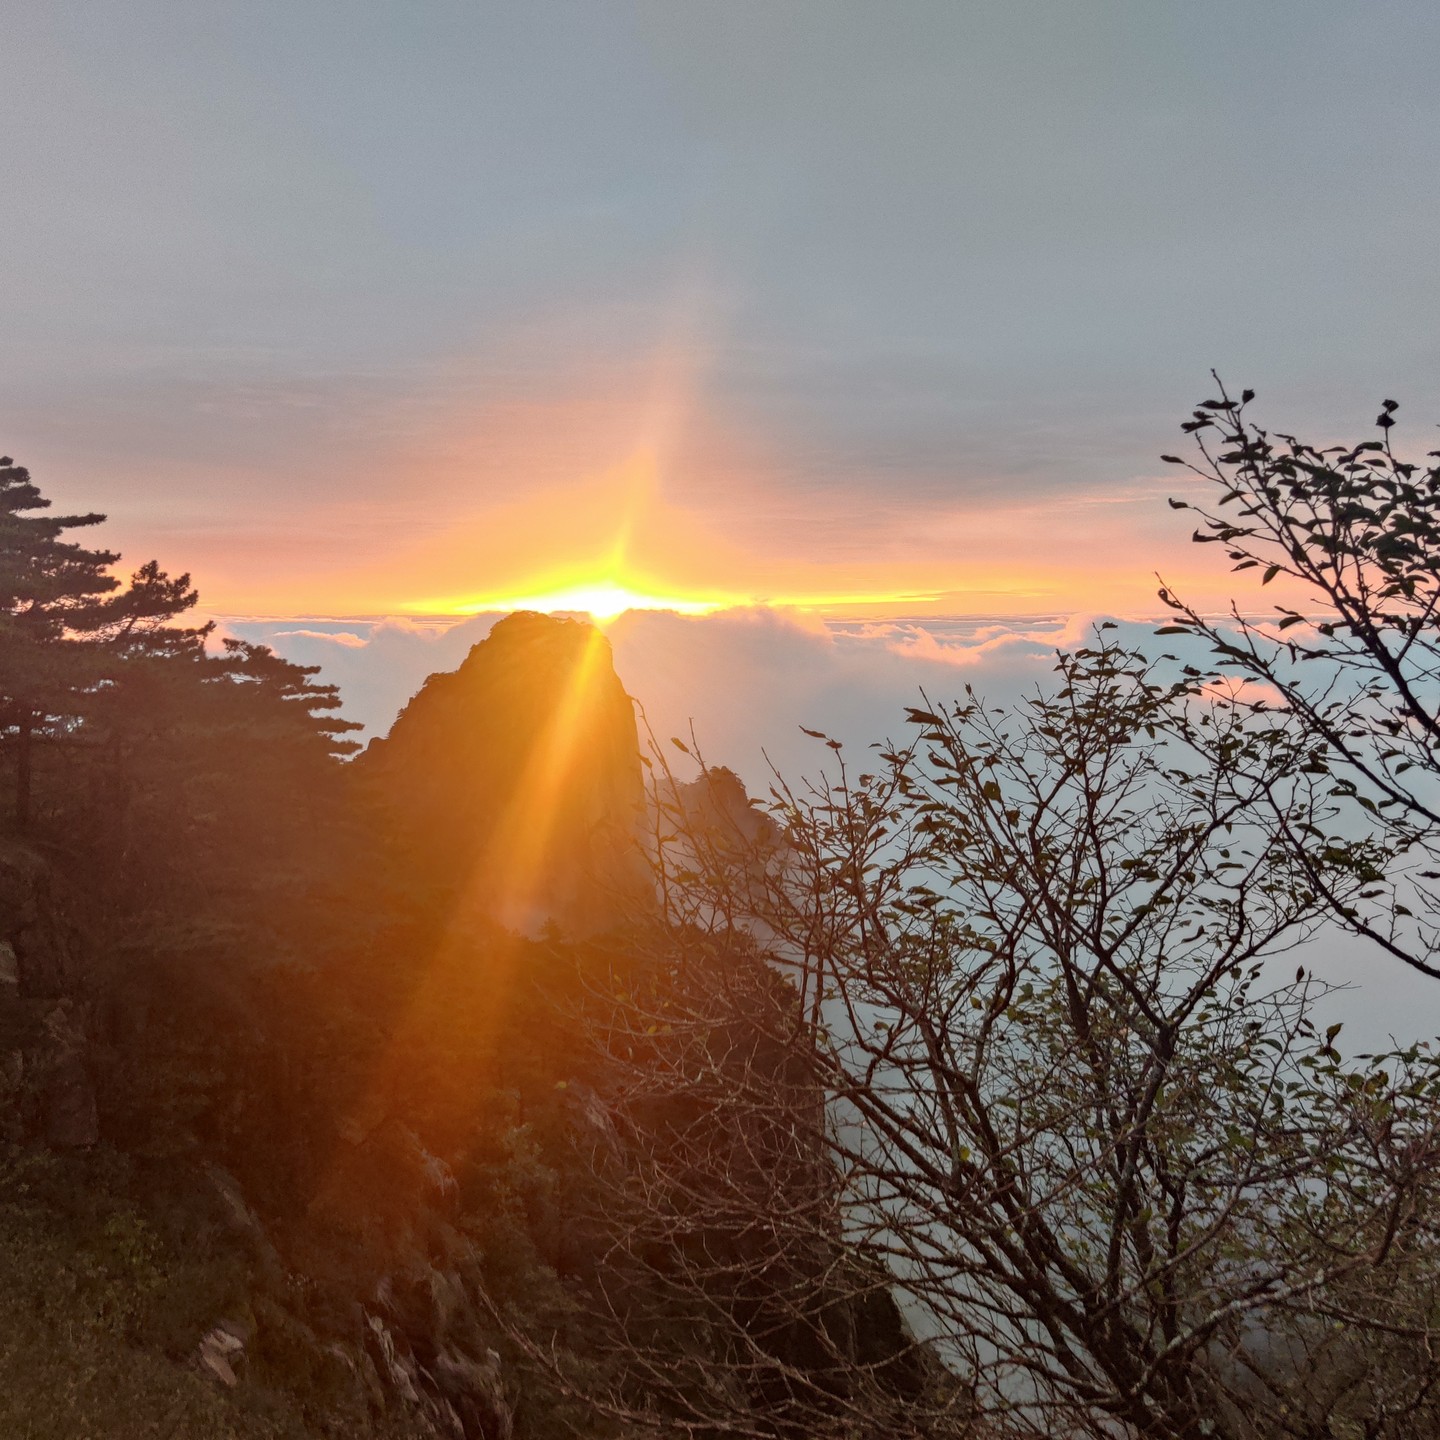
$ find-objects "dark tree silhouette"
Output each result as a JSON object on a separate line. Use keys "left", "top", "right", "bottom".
{"left": 549, "top": 639, "right": 1440, "bottom": 1439}
{"left": 1160, "top": 382, "right": 1440, "bottom": 978}
{"left": 0, "top": 453, "right": 360, "bottom": 920}
{"left": 0, "top": 456, "right": 204, "bottom": 830}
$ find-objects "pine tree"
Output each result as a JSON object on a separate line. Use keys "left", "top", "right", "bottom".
{"left": 0, "top": 456, "right": 203, "bottom": 830}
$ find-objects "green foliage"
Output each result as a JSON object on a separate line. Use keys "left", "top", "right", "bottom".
{"left": 0, "top": 1146, "right": 307, "bottom": 1440}
{"left": 1161, "top": 382, "right": 1440, "bottom": 979}
{"left": 0, "top": 455, "right": 360, "bottom": 926}
{"left": 0, "top": 459, "right": 938, "bottom": 1438}
{"left": 12, "top": 411, "right": 1440, "bottom": 1440}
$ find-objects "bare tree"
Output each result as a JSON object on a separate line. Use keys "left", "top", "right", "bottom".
{"left": 1160, "top": 381, "right": 1440, "bottom": 978}
{"left": 487, "top": 926, "right": 970, "bottom": 1439}
{"left": 569, "top": 637, "right": 1440, "bottom": 1440}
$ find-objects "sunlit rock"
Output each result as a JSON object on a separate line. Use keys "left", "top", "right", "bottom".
{"left": 196, "top": 1322, "right": 247, "bottom": 1389}
{"left": 360, "top": 610, "right": 651, "bottom": 935}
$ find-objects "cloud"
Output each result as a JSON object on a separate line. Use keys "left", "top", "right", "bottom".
{"left": 223, "top": 612, "right": 494, "bottom": 740}
{"left": 271, "top": 629, "right": 369, "bottom": 648}
{"left": 230, "top": 605, "right": 1163, "bottom": 788}
{"left": 229, "top": 602, "right": 1438, "bottom": 1049}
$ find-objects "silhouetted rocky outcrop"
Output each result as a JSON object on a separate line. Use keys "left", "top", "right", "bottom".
{"left": 664, "top": 764, "right": 780, "bottom": 852}
{"left": 359, "top": 612, "right": 650, "bottom": 935}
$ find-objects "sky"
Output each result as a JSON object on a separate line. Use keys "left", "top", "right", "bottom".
{"left": 4, "top": 0, "right": 1440, "bottom": 621}
{"left": 4, "top": 0, "right": 1439, "bottom": 1035}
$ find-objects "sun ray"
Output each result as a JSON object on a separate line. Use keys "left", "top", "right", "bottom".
{"left": 470, "top": 620, "right": 624, "bottom": 931}
{"left": 447, "top": 578, "right": 726, "bottom": 622}
{"left": 322, "top": 618, "right": 640, "bottom": 1171}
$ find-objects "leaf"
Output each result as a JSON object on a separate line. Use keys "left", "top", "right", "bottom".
{"left": 1262, "top": 565, "right": 1280, "bottom": 584}
{"left": 1241, "top": 388, "right": 1256, "bottom": 403}
{"left": 1154, "top": 626, "right": 1191, "bottom": 635}
{"left": 1161, "top": 455, "right": 1186, "bottom": 465}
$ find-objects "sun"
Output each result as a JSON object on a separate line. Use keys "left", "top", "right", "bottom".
{"left": 442, "top": 577, "right": 728, "bottom": 623}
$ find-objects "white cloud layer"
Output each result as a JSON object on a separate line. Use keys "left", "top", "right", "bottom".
{"left": 227, "top": 607, "right": 1101, "bottom": 779}
{"left": 228, "top": 606, "right": 1439, "bottom": 1051}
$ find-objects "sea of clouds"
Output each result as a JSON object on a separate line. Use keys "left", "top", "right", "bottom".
{"left": 228, "top": 607, "right": 1091, "bottom": 776}
{"left": 227, "top": 606, "right": 1437, "bottom": 1049}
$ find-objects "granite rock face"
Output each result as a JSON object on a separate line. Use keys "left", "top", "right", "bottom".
{"left": 0, "top": 844, "right": 97, "bottom": 1147}
{"left": 0, "top": 841, "right": 81, "bottom": 999}
{"left": 360, "top": 612, "right": 651, "bottom": 935}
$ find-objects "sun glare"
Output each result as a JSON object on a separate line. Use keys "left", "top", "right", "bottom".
{"left": 447, "top": 578, "right": 727, "bottom": 623}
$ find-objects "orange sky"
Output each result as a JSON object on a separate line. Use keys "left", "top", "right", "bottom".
{"left": 7, "top": 4, "right": 1439, "bottom": 635}
{"left": 87, "top": 354, "right": 1246, "bottom": 626}
{"left": 161, "top": 455, "right": 1265, "bottom": 625}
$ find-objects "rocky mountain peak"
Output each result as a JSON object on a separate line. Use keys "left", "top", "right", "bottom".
{"left": 360, "top": 611, "right": 650, "bottom": 934}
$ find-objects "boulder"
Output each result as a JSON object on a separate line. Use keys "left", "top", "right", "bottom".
{"left": 366, "top": 1313, "right": 422, "bottom": 1406}
{"left": 204, "top": 1163, "right": 286, "bottom": 1282}
{"left": 196, "top": 1322, "right": 247, "bottom": 1388}
{"left": 310, "top": 1117, "right": 461, "bottom": 1269}
{"left": 432, "top": 1348, "right": 513, "bottom": 1440}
